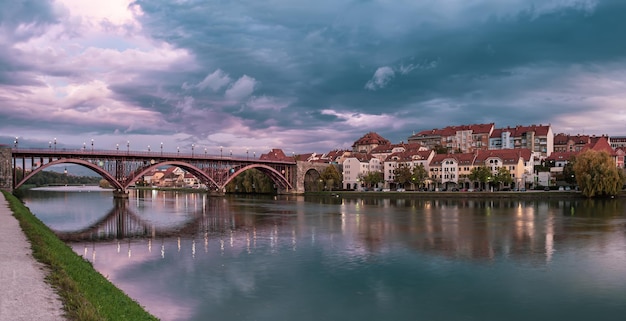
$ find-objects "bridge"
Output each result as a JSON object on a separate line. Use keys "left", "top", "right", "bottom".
{"left": 0, "top": 146, "right": 331, "bottom": 196}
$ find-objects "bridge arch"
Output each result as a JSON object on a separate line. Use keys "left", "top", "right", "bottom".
{"left": 296, "top": 162, "right": 331, "bottom": 193}
{"left": 15, "top": 158, "right": 124, "bottom": 190}
{"left": 122, "top": 161, "right": 219, "bottom": 190}
{"left": 222, "top": 164, "right": 294, "bottom": 191}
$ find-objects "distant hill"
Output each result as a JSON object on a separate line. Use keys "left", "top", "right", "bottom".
{"left": 46, "top": 164, "right": 100, "bottom": 177}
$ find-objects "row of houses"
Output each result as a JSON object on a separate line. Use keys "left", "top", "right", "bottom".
{"left": 141, "top": 122, "right": 625, "bottom": 191}
{"left": 261, "top": 123, "right": 626, "bottom": 191}
{"left": 407, "top": 123, "right": 553, "bottom": 157}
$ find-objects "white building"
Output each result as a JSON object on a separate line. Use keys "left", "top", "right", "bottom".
{"left": 342, "top": 154, "right": 381, "bottom": 190}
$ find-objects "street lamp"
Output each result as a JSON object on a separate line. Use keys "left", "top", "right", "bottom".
{"left": 177, "top": 146, "right": 180, "bottom": 155}
{"left": 127, "top": 141, "right": 130, "bottom": 154}
{"left": 148, "top": 145, "right": 151, "bottom": 152}
{"left": 14, "top": 137, "right": 18, "bottom": 149}
{"left": 116, "top": 143, "right": 119, "bottom": 152}
{"left": 230, "top": 149, "right": 232, "bottom": 157}
{"left": 49, "top": 141, "right": 52, "bottom": 150}
{"left": 204, "top": 148, "right": 207, "bottom": 157}
{"left": 246, "top": 148, "right": 249, "bottom": 160}
{"left": 160, "top": 142, "right": 163, "bottom": 156}
{"left": 220, "top": 146, "right": 223, "bottom": 158}
{"left": 83, "top": 142, "right": 86, "bottom": 151}
{"left": 192, "top": 144, "right": 195, "bottom": 157}
{"left": 54, "top": 138, "right": 57, "bottom": 151}
{"left": 91, "top": 139, "right": 94, "bottom": 152}
{"left": 254, "top": 151, "right": 256, "bottom": 159}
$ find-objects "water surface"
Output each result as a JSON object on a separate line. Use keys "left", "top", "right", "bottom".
{"left": 22, "top": 189, "right": 626, "bottom": 321}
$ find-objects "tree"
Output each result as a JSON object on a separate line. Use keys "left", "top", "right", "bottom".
{"left": 562, "top": 159, "right": 577, "bottom": 185}
{"left": 433, "top": 145, "right": 448, "bottom": 154}
{"left": 493, "top": 166, "right": 513, "bottom": 190}
{"left": 469, "top": 166, "right": 491, "bottom": 190}
{"left": 320, "top": 165, "right": 342, "bottom": 190}
{"left": 360, "top": 171, "right": 383, "bottom": 189}
{"left": 411, "top": 164, "right": 428, "bottom": 190}
{"left": 573, "top": 150, "right": 625, "bottom": 198}
{"left": 393, "top": 165, "right": 412, "bottom": 188}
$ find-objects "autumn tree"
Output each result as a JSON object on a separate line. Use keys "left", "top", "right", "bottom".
{"left": 573, "top": 150, "right": 625, "bottom": 198}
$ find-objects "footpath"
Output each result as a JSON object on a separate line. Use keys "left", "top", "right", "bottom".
{"left": 0, "top": 194, "right": 66, "bottom": 321}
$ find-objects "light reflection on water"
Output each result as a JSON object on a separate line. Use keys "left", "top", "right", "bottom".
{"left": 21, "top": 188, "right": 626, "bottom": 321}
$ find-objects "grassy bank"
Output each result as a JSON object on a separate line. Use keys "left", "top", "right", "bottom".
{"left": 2, "top": 191, "right": 158, "bottom": 321}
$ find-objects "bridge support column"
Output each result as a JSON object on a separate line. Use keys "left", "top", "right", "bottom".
{"left": 0, "top": 146, "right": 12, "bottom": 192}
{"left": 113, "top": 189, "right": 129, "bottom": 199}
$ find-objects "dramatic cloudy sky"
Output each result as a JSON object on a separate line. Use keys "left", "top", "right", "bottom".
{"left": 2, "top": 0, "right": 626, "bottom": 155}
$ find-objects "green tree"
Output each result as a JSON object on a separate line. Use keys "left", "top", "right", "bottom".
{"left": 320, "top": 165, "right": 342, "bottom": 190}
{"left": 573, "top": 150, "right": 625, "bottom": 198}
{"left": 493, "top": 166, "right": 513, "bottom": 190}
{"left": 411, "top": 164, "right": 428, "bottom": 189}
{"left": 562, "top": 159, "right": 577, "bottom": 185}
{"left": 393, "top": 165, "right": 412, "bottom": 188}
{"left": 469, "top": 166, "right": 492, "bottom": 190}
{"left": 433, "top": 145, "right": 448, "bottom": 154}
{"left": 225, "top": 169, "right": 274, "bottom": 193}
{"left": 359, "top": 171, "right": 383, "bottom": 189}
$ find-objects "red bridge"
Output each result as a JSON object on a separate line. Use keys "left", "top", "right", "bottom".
{"left": 6, "top": 147, "right": 303, "bottom": 196}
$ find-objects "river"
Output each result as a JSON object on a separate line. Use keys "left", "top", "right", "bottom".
{"left": 21, "top": 187, "right": 626, "bottom": 321}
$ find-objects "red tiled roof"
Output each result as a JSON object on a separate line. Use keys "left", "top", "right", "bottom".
{"left": 352, "top": 132, "right": 390, "bottom": 147}
{"left": 259, "top": 148, "right": 293, "bottom": 161}
{"left": 583, "top": 136, "right": 615, "bottom": 155}
{"left": 412, "top": 123, "right": 494, "bottom": 138}
{"left": 490, "top": 124, "right": 551, "bottom": 138}
{"left": 546, "top": 151, "right": 578, "bottom": 161}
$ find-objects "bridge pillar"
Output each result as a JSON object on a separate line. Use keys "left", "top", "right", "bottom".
{"left": 113, "top": 189, "right": 129, "bottom": 199}
{"left": 0, "top": 146, "right": 12, "bottom": 192}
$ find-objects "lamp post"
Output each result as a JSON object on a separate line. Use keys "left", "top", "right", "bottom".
{"left": 220, "top": 146, "right": 223, "bottom": 158}
{"left": 246, "top": 148, "right": 249, "bottom": 160}
{"left": 204, "top": 148, "right": 207, "bottom": 157}
{"left": 160, "top": 142, "right": 163, "bottom": 156}
{"left": 116, "top": 144, "right": 119, "bottom": 152}
{"left": 13, "top": 137, "right": 18, "bottom": 149}
{"left": 192, "top": 144, "right": 195, "bottom": 157}
{"left": 254, "top": 151, "right": 256, "bottom": 159}
{"left": 148, "top": 145, "right": 151, "bottom": 152}
{"left": 83, "top": 142, "right": 86, "bottom": 151}
{"left": 54, "top": 138, "right": 57, "bottom": 151}
{"left": 91, "top": 139, "right": 94, "bottom": 152}
{"left": 127, "top": 141, "right": 130, "bottom": 154}
{"left": 230, "top": 149, "right": 232, "bottom": 157}
{"left": 177, "top": 146, "right": 180, "bottom": 155}
{"left": 49, "top": 141, "right": 52, "bottom": 150}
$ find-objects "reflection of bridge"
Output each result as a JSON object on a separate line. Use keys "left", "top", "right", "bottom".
{"left": 55, "top": 198, "right": 214, "bottom": 241}
{"left": 3, "top": 147, "right": 329, "bottom": 195}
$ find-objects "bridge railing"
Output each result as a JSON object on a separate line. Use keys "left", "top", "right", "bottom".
{"left": 11, "top": 147, "right": 295, "bottom": 164}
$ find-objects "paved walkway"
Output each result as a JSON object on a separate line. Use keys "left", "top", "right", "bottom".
{"left": 0, "top": 193, "right": 66, "bottom": 321}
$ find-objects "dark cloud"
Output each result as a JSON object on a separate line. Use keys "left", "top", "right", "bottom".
{"left": 2, "top": 0, "right": 626, "bottom": 153}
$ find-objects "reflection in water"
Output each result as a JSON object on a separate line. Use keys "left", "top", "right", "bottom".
{"left": 21, "top": 189, "right": 626, "bottom": 321}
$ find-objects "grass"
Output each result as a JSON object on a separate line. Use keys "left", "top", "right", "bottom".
{"left": 2, "top": 191, "right": 159, "bottom": 321}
